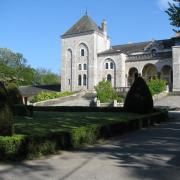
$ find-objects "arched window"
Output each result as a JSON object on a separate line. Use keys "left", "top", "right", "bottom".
{"left": 81, "top": 49, "right": 85, "bottom": 56}
{"left": 78, "top": 75, "right": 82, "bottom": 86}
{"left": 110, "top": 62, "right": 113, "bottom": 69}
{"left": 83, "top": 74, "right": 87, "bottom": 86}
{"left": 83, "top": 63, "right": 87, "bottom": 70}
{"left": 78, "top": 64, "right": 82, "bottom": 70}
{"left": 107, "top": 74, "right": 112, "bottom": 82}
{"left": 151, "top": 49, "right": 157, "bottom": 55}
{"left": 105, "top": 63, "right": 109, "bottom": 69}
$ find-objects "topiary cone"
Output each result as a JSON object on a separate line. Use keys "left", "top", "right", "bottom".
{"left": 124, "top": 77, "right": 153, "bottom": 114}
{"left": 0, "top": 82, "right": 14, "bottom": 136}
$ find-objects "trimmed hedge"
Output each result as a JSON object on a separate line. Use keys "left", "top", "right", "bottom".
{"left": 34, "top": 106, "right": 125, "bottom": 112}
{"left": 0, "top": 109, "right": 168, "bottom": 161}
{"left": 13, "top": 104, "right": 33, "bottom": 116}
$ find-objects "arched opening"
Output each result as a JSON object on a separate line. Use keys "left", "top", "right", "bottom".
{"left": 83, "top": 74, "right": 87, "bottom": 86}
{"left": 110, "top": 62, "right": 114, "bottom": 69}
{"left": 128, "top": 67, "right": 138, "bottom": 86}
{"left": 142, "top": 64, "right": 157, "bottom": 81}
{"left": 78, "top": 75, "right": 81, "bottom": 86}
{"left": 107, "top": 74, "right": 112, "bottom": 83}
{"left": 160, "top": 65, "right": 173, "bottom": 90}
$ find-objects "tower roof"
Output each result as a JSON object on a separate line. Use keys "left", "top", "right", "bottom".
{"left": 62, "top": 15, "right": 103, "bottom": 37}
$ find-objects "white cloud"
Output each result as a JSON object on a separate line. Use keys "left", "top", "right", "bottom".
{"left": 158, "top": 0, "right": 174, "bottom": 10}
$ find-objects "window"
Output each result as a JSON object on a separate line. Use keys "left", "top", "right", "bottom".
{"left": 105, "top": 63, "right": 108, "bottom": 69}
{"left": 81, "top": 49, "right": 85, "bottom": 56}
{"left": 83, "top": 63, "right": 87, "bottom": 70}
{"left": 78, "top": 75, "right": 82, "bottom": 86}
{"left": 78, "top": 64, "right": 82, "bottom": 70}
{"left": 68, "top": 79, "right": 71, "bottom": 85}
{"left": 151, "top": 49, "right": 157, "bottom": 55}
{"left": 83, "top": 74, "right": 87, "bottom": 86}
{"left": 110, "top": 62, "right": 113, "bottom": 69}
{"left": 107, "top": 74, "right": 112, "bottom": 82}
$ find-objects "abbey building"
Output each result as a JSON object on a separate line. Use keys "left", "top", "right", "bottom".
{"left": 61, "top": 14, "right": 180, "bottom": 92}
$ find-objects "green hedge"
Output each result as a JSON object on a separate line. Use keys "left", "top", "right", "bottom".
{"left": 34, "top": 106, "right": 125, "bottom": 112}
{"left": 31, "top": 91, "right": 74, "bottom": 103}
{"left": 0, "top": 109, "right": 168, "bottom": 161}
{"left": 148, "top": 78, "right": 167, "bottom": 95}
{"left": 95, "top": 80, "right": 123, "bottom": 103}
{"left": 13, "top": 104, "right": 33, "bottom": 116}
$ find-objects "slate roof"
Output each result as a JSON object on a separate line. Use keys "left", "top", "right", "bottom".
{"left": 98, "top": 39, "right": 174, "bottom": 56}
{"left": 62, "top": 15, "right": 103, "bottom": 37}
{"left": 19, "top": 84, "right": 60, "bottom": 97}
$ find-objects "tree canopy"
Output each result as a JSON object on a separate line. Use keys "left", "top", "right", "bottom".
{"left": 165, "top": 0, "right": 180, "bottom": 32}
{"left": 0, "top": 48, "right": 60, "bottom": 86}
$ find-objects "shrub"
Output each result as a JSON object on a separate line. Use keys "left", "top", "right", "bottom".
{"left": 124, "top": 77, "right": 153, "bottom": 114}
{"left": 13, "top": 104, "right": 33, "bottom": 116}
{"left": 148, "top": 78, "right": 167, "bottom": 95}
{"left": 0, "top": 135, "right": 25, "bottom": 160}
{"left": 0, "top": 82, "right": 14, "bottom": 136}
{"left": 95, "top": 80, "right": 123, "bottom": 103}
{"left": 31, "top": 91, "right": 74, "bottom": 103}
{"left": 6, "top": 83, "right": 23, "bottom": 105}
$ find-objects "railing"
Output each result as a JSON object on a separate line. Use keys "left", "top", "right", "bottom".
{"left": 114, "top": 87, "right": 130, "bottom": 93}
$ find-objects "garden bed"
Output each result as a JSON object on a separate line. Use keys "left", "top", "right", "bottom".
{"left": 0, "top": 108, "right": 168, "bottom": 161}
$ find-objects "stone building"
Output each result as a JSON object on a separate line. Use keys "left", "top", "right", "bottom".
{"left": 61, "top": 14, "right": 180, "bottom": 92}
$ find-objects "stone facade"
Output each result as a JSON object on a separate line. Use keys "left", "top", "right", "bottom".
{"left": 61, "top": 15, "right": 180, "bottom": 92}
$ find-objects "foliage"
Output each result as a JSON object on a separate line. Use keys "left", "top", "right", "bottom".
{"left": 13, "top": 105, "right": 33, "bottom": 116}
{"left": 165, "top": 0, "right": 180, "bottom": 32}
{"left": 0, "top": 82, "right": 14, "bottom": 136}
{"left": 31, "top": 91, "right": 74, "bottom": 103}
{"left": 6, "top": 83, "right": 23, "bottom": 105}
{"left": 148, "top": 78, "right": 167, "bottom": 95}
{"left": 95, "top": 80, "right": 123, "bottom": 103}
{"left": 124, "top": 77, "right": 153, "bottom": 114}
{"left": 0, "top": 135, "right": 25, "bottom": 160}
{"left": 0, "top": 48, "right": 60, "bottom": 86}
{"left": 33, "top": 68, "right": 60, "bottom": 85}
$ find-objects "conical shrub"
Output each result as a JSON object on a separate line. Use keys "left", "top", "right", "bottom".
{"left": 124, "top": 77, "right": 153, "bottom": 114}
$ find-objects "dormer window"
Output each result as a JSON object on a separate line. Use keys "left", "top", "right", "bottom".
{"left": 81, "top": 49, "right": 85, "bottom": 56}
{"left": 151, "top": 49, "right": 157, "bottom": 55}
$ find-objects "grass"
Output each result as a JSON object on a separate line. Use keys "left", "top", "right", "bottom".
{"left": 14, "top": 111, "right": 143, "bottom": 136}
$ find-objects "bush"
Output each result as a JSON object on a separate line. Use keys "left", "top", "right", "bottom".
{"left": 124, "top": 77, "right": 153, "bottom": 114}
{"left": 0, "top": 82, "right": 14, "bottom": 136}
{"left": 31, "top": 91, "right": 74, "bottom": 103}
{"left": 6, "top": 83, "right": 23, "bottom": 105}
{"left": 0, "top": 135, "right": 25, "bottom": 160}
{"left": 148, "top": 78, "right": 167, "bottom": 95}
{"left": 13, "top": 104, "right": 33, "bottom": 116}
{"left": 95, "top": 80, "right": 123, "bottom": 103}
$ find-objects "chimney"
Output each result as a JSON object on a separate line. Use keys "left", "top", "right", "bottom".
{"left": 102, "top": 19, "right": 107, "bottom": 36}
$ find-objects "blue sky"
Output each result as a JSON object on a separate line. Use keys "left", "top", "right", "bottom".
{"left": 0, "top": 0, "right": 174, "bottom": 74}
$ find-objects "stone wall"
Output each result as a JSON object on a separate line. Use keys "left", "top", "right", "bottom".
{"left": 173, "top": 46, "right": 180, "bottom": 91}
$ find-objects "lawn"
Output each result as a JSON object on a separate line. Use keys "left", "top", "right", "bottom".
{"left": 14, "top": 111, "right": 143, "bottom": 136}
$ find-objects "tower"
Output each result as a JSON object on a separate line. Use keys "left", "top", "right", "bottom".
{"left": 61, "top": 14, "right": 110, "bottom": 92}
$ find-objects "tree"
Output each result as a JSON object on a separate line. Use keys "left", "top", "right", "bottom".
{"left": 33, "top": 68, "right": 60, "bottom": 85}
{"left": 165, "top": 0, "right": 180, "bottom": 32}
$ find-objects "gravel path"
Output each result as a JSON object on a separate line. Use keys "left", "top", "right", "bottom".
{"left": 0, "top": 111, "right": 180, "bottom": 180}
